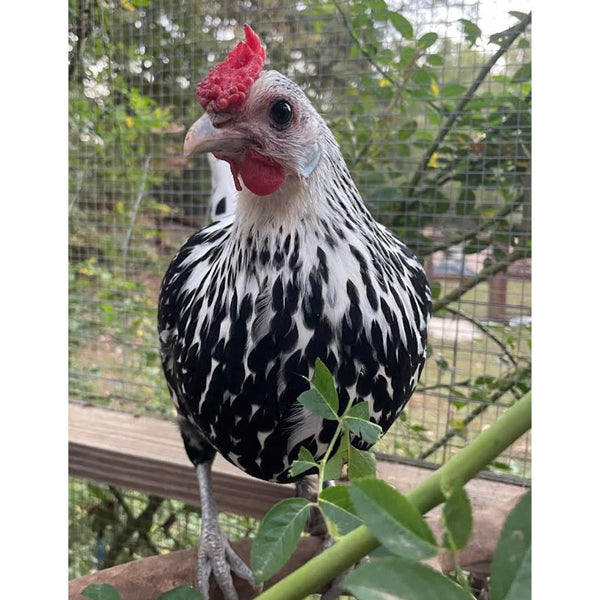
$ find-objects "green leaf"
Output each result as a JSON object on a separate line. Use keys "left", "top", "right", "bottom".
{"left": 323, "top": 446, "right": 345, "bottom": 480}
{"left": 489, "top": 22, "right": 525, "bottom": 46}
{"left": 156, "top": 586, "right": 204, "bottom": 600}
{"left": 463, "top": 240, "right": 482, "bottom": 255}
{"left": 475, "top": 374, "right": 496, "bottom": 387}
{"left": 397, "top": 119, "right": 418, "bottom": 141}
{"left": 417, "top": 32, "right": 438, "bottom": 50}
{"left": 313, "top": 358, "right": 338, "bottom": 411}
{"left": 433, "top": 354, "right": 450, "bottom": 370}
{"left": 347, "top": 446, "right": 377, "bottom": 480}
{"left": 434, "top": 196, "right": 450, "bottom": 214}
{"left": 458, "top": 18, "right": 482, "bottom": 47}
{"left": 440, "top": 83, "right": 467, "bottom": 98}
{"left": 344, "top": 415, "right": 382, "bottom": 444}
{"left": 349, "top": 478, "right": 438, "bottom": 560}
{"left": 82, "top": 584, "right": 122, "bottom": 600}
{"left": 457, "top": 187, "right": 476, "bottom": 216}
{"left": 298, "top": 358, "right": 339, "bottom": 420}
{"left": 297, "top": 389, "right": 337, "bottom": 421}
{"left": 368, "top": 0, "right": 389, "bottom": 23}
{"left": 251, "top": 497, "right": 312, "bottom": 583}
{"left": 489, "top": 491, "right": 531, "bottom": 600}
{"left": 344, "top": 555, "right": 474, "bottom": 600}
{"left": 508, "top": 10, "right": 530, "bottom": 22}
{"left": 346, "top": 401, "right": 369, "bottom": 419}
{"left": 389, "top": 12, "right": 413, "bottom": 39}
{"left": 368, "top": 544, "right": 396, "bottom": 558}
{"left": 319, "top": 485, "right": 363, "bottom": 537}
{"left": 442, "top": 485, "right": 472, "bottom": 550}
{"left": 86, "top": 484, "right": 113, "bottom": 501}
{"left": 412, "top": 67, "right": 431, "bottom": 86}
{"left": 511, "top": 62, "right": 531, "bottom": 83}
{"left": 289, "top": 446, "right": 318, "bottom": 477}
{"left": 426, "top": 53, "right": 443, "bottom": 66}
{"left": 517, "top": 38, "right": 530, "bottom": 49}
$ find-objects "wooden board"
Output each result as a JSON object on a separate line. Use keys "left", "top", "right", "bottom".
{"left": 69, "top": 402, "right": 295, "bottom": 519}
{"left": 69, "top": 402, "right": 527, "bottom": 520}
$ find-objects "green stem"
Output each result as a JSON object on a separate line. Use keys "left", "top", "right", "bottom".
{"left": 256, "top": 391, "right": 531, "bottom": 600}
{"left": 318, "top": 420, "right": 345, "bottom": 493}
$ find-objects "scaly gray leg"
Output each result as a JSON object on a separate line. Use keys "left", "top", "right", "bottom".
{"left": 195, "top": 461, "right": 255, "bottom": 600}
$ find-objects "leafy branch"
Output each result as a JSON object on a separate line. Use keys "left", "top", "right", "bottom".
{"left": 103, "top": 487, "right": 163, "bottom": 568}
{"left": 253, "top": 369, "right": 531, "bottom": 600}
{"left": 250, "top": 358, "right": 383, "bottom": 583}
{"left": 427, "top": 195, "right": 525, "bottom": 256}
{"left": 417, "top": 378, "right": 472, "bottom": 394}
{"left": 83, "top": 366, "right": 531, "bottom": 600}
{"left": 407, "top": 12, "right": 532, "bottom": 198}
{"left": 331, "top": 0, "right": 398, "bottom": 87}
{"left": 332, "top": 0, "right": 428, "bottom": 168}
{"left": 418, "top": 365, "right": 530, "bottom": 461}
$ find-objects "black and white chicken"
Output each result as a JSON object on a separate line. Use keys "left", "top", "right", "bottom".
{"left": 158, "top": 25, "right": 431, "bottom": 599}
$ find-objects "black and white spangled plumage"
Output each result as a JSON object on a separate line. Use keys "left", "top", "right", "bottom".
{"left": 158, "top": 33, "right": 430, "bottom": 600}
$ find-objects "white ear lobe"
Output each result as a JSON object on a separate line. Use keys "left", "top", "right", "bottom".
{"left": 299, "top": 142, "right": 321, "bottom": 177}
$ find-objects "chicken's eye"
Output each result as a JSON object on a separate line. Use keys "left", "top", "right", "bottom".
{"left": 269, "top": 100, "right": 293, "bottom": 127}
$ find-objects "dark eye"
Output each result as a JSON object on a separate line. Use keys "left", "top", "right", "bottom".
{"left": 269, "top": 99, "right": 293, "bottom": 126}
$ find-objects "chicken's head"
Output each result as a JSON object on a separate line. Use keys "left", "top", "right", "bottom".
{"left": 184, "top": 25, "right": 322, "bottom": 197}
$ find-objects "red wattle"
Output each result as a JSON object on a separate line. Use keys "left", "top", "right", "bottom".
{"left": 228, "top": 162, "right": 243, "bottom": 192}
{"left": 240, "top": 150, "right": 285, "bottom": 196}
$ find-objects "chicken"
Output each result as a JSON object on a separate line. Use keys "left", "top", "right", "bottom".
{"left": 158, "top": 25, "right": 431, "bottom": 599}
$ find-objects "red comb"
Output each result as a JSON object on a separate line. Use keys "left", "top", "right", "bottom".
{"left": 196, "top": 24, "right": 266, "bottom": 113}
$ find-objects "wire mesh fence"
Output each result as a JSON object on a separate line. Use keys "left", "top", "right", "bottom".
{"left": 68, "top": 0, "right": 531, "bottom": 578}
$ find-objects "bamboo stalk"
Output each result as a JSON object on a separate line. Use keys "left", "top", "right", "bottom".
{"left": 256, "top": 391, "right": 531, "bottom": 600}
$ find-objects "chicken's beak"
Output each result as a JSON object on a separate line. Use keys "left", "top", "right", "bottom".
{"left": 183, "top": 113, "right": 246, "bottom": 158}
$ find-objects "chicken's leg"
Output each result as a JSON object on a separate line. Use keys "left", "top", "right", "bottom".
{"left": 195, "top": 461, "right": 255, "bottom": 600}
{"left": 178, "top": 417, "right": 254, "bottom": 600}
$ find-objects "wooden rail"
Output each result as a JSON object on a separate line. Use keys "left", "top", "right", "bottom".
{"left": 69, "top": 402, "right": 294, "bottom": 519}
{"left": 69, "top": 402, "right": 526, "bottom": 519}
